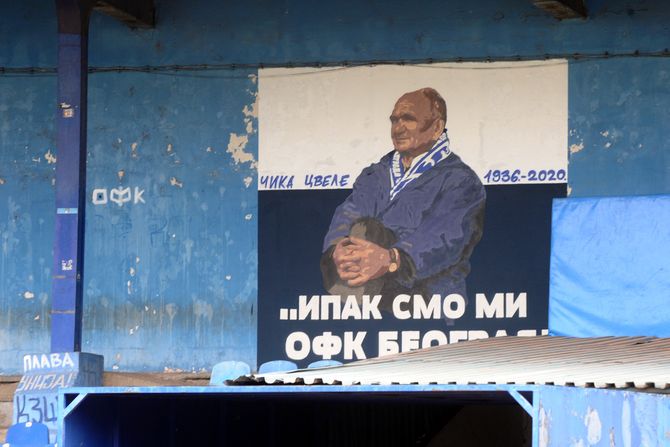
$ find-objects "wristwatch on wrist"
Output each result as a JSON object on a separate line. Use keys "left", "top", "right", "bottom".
{"left": 388, "top": 248, "right": 399, "bottom": 273}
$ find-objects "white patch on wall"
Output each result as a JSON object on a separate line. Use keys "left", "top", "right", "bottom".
{"left": 259, "top": 61, "right": 568, "bottom": 190}
{"left": 243, "top": 97, "right": 258, "bottom": 119}
{"left": 584, "top": 407, "right": 602, "bottom": 445}
{"left": 44, "top": 149, "right": 57, "bottom": 164}
{"left": 539, "top": 406, "right": 549, "bottom": 447}
{"left": 621, "top": 397, "right": 631, "bottom": 447}
{"left": 227, "top": 133, "right": 257, "bottom": 168}
{"left": 570, "top": 142, "right": 584, "bottom": 154}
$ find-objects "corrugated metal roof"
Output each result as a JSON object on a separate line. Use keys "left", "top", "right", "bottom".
{"left": 250, "top": 336, "right": 670, "bottom": 390}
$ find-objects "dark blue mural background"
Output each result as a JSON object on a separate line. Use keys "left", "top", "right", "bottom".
{"left": 259, "top": 184, "right": 566, "bottom": 365}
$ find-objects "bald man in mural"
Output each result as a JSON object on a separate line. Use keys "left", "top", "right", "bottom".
{"left": 321, "top": 88, "right": 486, "bottom": 307}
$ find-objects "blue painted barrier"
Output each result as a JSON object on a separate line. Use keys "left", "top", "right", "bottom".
{"left": 550, "top": 195, "right": 670, "bottom": 337}
{"left": 58, "top": 383, "right": 670, "bottom": 446}
{"left": 14, "top": 352, "right": 102, "bottom": 443}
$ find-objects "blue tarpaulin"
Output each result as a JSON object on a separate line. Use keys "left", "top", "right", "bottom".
{"left": 549, "top": 195, "right": 670, "bottom": 337}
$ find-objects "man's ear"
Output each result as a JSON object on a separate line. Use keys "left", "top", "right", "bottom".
{"left": 433, "top": 119, "right": 446, "bottom": 138}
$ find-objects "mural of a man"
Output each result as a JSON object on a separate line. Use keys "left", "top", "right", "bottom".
{"left": 321, "top": 88, "right": 486, "bottom": 306}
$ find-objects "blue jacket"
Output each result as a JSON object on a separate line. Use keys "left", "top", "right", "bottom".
{"left": 323, "top": 150, "right": 486, "bottom": 298}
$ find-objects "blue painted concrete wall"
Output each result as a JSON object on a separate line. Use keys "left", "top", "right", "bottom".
{"left": 1, "top": 0, "right": 669, "bottom": 372}
{"left": 569, "top": 58, "right": 670, "bottom": 196}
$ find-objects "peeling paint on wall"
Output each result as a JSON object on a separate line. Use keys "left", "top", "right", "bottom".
{"left": 584, "top": 406, "right": 602, "bottom": 445}
{"left": 226, "top": 133, "right": 256, "bottom": 168}
{"left": 539, "top": 405, "right": 550, "bottom": 447}
{"left": 243, "top": 96, "right": 258, "bottom": 119}
{"left": 44, "top": 149, "right": 57, "bottom": 164}
{"left": 224, "top": 89, "right": 260, "bottom": 171}
{"left": 570, "top": 142, "right": 584, "bottom": 154}
{"left": 169, "top": 176, "right": 183, "bottom": 188}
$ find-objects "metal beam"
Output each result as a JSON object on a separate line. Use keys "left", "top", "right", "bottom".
{"left": 508, "top": 389, "right": 534, "bottom": 417}
{"left": 532, "top": 0, "right": 587, "bottom": 19}
{"left": 52, "top": 0, "right": 93, "bottom": 353}
{"left": 93, "top": 0, "right": 155, "bottom": 29}
{"left": 51, "top": 0, "right": 152, "bottom": 353}
{"left": 62, "top": 392, "right": 89, "bottom": 418}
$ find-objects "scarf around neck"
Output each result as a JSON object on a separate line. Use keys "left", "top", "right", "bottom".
{"left": 389, "top": 130, "right": 451, "bottom": 200}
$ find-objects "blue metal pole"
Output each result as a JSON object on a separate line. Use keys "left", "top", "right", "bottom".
{"left": 52, "top": 0, "right": 92, "bottom": 353}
